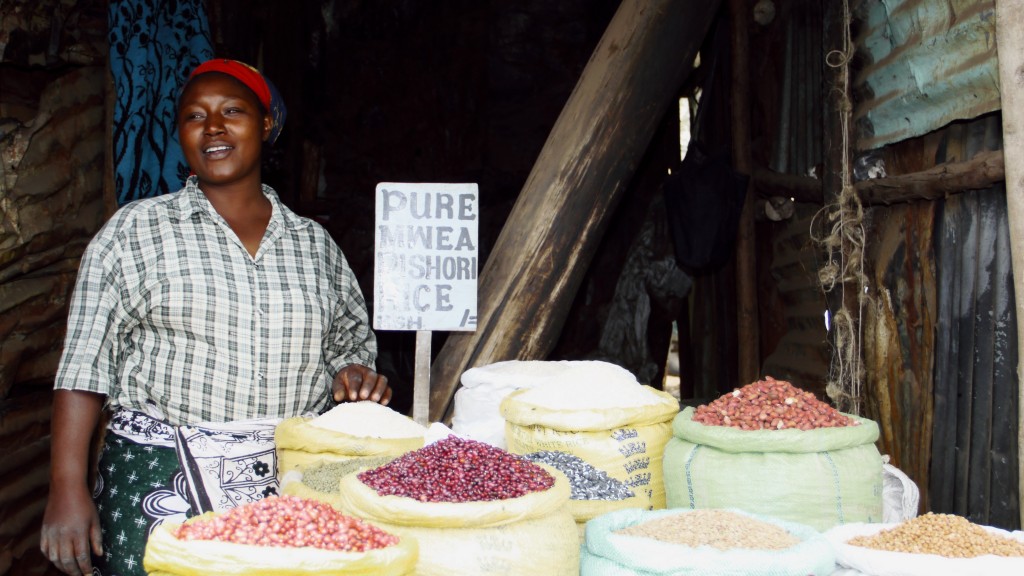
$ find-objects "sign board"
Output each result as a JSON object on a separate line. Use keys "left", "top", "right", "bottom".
{"left": 373, "top": 182, "right": 479, "bottom": 332}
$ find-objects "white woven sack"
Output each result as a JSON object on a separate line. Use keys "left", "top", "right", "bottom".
{"left": 826, "top": 522, "right": 1024, "bottom": 576}
{"left": 452, "top": 360, "right": 635, "bottom": 448}
{"left": 881, "top": 457, "right": 920, "bottom": 523}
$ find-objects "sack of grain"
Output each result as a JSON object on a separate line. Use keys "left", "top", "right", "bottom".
{"left": 881, "top": 458, "right": 920, "bottom": 523}
{"left": 143, "top": 495, "right": 417, "bottom": 576}
{"left": 451, "top": 360, "right": 566, "bottom": 448}
{"left": 335, "top": 435, "right": 579, "bottom": 576}
{"left": 500, "top": 368, "right": 679, "bottom": 523}
{"left": 275, "top": 402, "right": 425, "bottom": 477}
{"left": 663, "top": 401, "right": 883, "bottom": 532}
{"left": 282, "top": 455, "right": 399, "bottom": 508}
{"left": 581, "top": 508, "right": 835, "bottom": 576}
{"left": 825, "top": 514, "right": 1024, "bottom": 576}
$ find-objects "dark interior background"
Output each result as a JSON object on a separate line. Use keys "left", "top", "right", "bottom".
{"left": 202, "top": 0, "right": 701, "bottom": 415}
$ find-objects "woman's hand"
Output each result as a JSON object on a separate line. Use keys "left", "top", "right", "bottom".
{"left": 40, "top": 482, "right": 102, "bottom": 575}
{"left": 332, "top": 364, "right": 392, "bottom": 405}
{"left": 41, "top": 390, "right": 106, "bottom": 575}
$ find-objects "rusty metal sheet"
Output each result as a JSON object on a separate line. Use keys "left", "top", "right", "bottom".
{"left": 863, "top": 201, "right": 936, "bottom": 513}
{"left": 852, "top": 0, "right": 998, "bottom": 151}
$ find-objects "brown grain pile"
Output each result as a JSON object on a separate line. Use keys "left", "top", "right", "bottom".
{"left": 615, "top": 509, "right": 799, "bottom": 550}
{"left": 848, "top": 513, "right": 1024, "bottom": 558}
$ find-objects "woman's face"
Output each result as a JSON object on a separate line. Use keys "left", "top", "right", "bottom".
{"left": 177, "top": 72, "right": 271, "bottom": 191}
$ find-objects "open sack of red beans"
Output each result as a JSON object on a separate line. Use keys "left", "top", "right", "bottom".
{"left": 334, "top": 434, "right": 580, "bottom": 575}
{"left": 142, "top": 495, "right": 417, "bottom": 575}
{"left": 662, "top": 376, "right": 884, "bottom": 532}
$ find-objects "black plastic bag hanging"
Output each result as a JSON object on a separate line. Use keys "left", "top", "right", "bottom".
{"left": 663, "top": 144, "right": 748, "bottom": 272}
{"left": 663, "top": 15, "right": 748, "bottom": 273}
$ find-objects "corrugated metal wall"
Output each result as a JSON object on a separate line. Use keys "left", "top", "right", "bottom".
{"left": 754, "top": 0, "right": 830, "bottom": 395}
{"left": 757, "top": 0, "right": 1020, "bottom": 528}
{"left": 863, "top": 199, "right": 936, "bottom": 513}
{"left": 929, "top": 116, "right": 1019, "bottom": 529}
{"left": 851, "top": 0, "right": 999, "bottom": 151}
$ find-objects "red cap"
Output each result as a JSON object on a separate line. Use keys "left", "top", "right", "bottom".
{"left": 188, "top": 59, "right": 271, "bottom": 111}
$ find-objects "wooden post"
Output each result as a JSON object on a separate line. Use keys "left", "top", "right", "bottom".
{"left": 428, "top": 0, "right": 721, "bottom": 422}
{"left": 994, "top": 0, "right": 1024, "bottom": 527}
{"left": 413, "top": 330, "right": 432, "bottom": 425}
{"left": 730, "top": 0, "right": 759, "bottom": 384}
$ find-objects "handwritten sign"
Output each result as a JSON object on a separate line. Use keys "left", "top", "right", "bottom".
{"left": 374, "top": 182, "right": 479, "bottom": 331}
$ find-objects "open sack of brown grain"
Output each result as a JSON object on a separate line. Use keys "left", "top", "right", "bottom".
{"left": 825, "top": 512, "right": 1024, "bottom": 576}
{"left": 580, "top": 507, "right": 835, "bottom": 575}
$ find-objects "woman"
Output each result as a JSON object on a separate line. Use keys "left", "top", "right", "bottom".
{"left": 40, "top": 59, "right": 391, "bottom": 576}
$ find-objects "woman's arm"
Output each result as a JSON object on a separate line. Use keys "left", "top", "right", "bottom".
{"left": 40, "top": 390, "right": 105, "bottom": 576}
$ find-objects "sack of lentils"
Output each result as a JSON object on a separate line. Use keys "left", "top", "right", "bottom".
{"left": 581, "top": 508, "right": 835, "bottom": 576}
{"left": 143, "top": 494, "right": 417, "bottom": 575}
{"left": 335, "top": 434, "right": 579, "bottom": 576}
{"left": 825, "top": 513, "right": 1024, "bottom": 575}
{"left": 500, "top": 365, "right": 680, "bottom": 524}
{"left": 275, "top": 401, "right": 426, "bottom": 478}
{"left": 663, "top": 376, "right": 883, "bottom": 532}
{"left": 282, "top": 454, "right": 399, "bottom": 508}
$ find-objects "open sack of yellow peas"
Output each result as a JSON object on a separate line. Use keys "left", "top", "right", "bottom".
{"left": 825, "top": 512, "right": 1024, "bottom": 575}
{"left": 143, "top": 494, "right": 417, "bottom": 576}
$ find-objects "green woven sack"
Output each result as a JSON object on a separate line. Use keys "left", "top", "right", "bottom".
{"left": 663, "top": 407, "right": 883, "bottom": 532}
{"left": 580, "top": 508, "right": 835, "bottom": 576}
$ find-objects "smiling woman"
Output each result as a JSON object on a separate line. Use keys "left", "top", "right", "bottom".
{"left": 40, "top": 59, "right": 393, "bottom": 576}
{"left": 177, "top": 69, "right": 275, "bottom": 254}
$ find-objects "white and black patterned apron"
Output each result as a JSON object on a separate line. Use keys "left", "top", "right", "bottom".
{"left": 92, "top": 409, "right": 280, "bottom": 576}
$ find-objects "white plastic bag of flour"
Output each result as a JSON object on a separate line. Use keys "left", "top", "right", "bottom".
{"left": 452, "top": 360, "right": 636, "bottom": 448}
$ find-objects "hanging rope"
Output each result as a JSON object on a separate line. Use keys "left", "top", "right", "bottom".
{"left": 811, "top": 0, "right": 868, "bottom": 415}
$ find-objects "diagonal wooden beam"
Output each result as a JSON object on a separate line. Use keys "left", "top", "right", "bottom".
{"left": 429, "top": 0, "right": 720, "bottom": 421}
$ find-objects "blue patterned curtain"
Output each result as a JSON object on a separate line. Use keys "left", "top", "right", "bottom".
{"left": 108, "top": 0, "right": 213, "bottom": 205}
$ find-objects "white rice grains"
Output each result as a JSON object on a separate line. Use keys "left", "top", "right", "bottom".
{"left": 309, "top": 401, "right": 427, "bottom": 439}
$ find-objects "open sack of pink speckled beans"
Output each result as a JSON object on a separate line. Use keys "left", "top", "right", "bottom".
{"left": 334, "top": 434, "right": 580, "bottom": 576}
{"left": 143, "top": 495, "right": 417, "bottom": 575}
{"left": 663, "top": 376, "right": 883, "bottom": 532}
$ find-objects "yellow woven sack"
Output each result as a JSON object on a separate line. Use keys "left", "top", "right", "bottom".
{"left": 275, "top": 416, "right": 423, "bottom": 476}
{"left": 335, "top": 467, "right": 579, "bottom": 575}
{"left": 501, "top": 385, "right": 678, "bottom": 511}
{"left": 143, "top": 520, "right": 418, "bottom": 576}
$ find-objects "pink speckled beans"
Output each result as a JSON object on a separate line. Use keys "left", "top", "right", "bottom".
{"left": 174, "top": 495, "right": 399, "bottom": 552}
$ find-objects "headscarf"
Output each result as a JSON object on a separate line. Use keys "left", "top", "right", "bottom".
{"left": 186, "top": 59, "right": 288, "bottom": 145}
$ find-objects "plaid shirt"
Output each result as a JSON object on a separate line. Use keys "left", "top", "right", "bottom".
{"left": 55, "top": 177, "right": 376, "bottom": 426}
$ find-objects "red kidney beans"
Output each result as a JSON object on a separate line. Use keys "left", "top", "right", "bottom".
{"left": 357, "top": 434, "right": 555, "bottom": 502}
